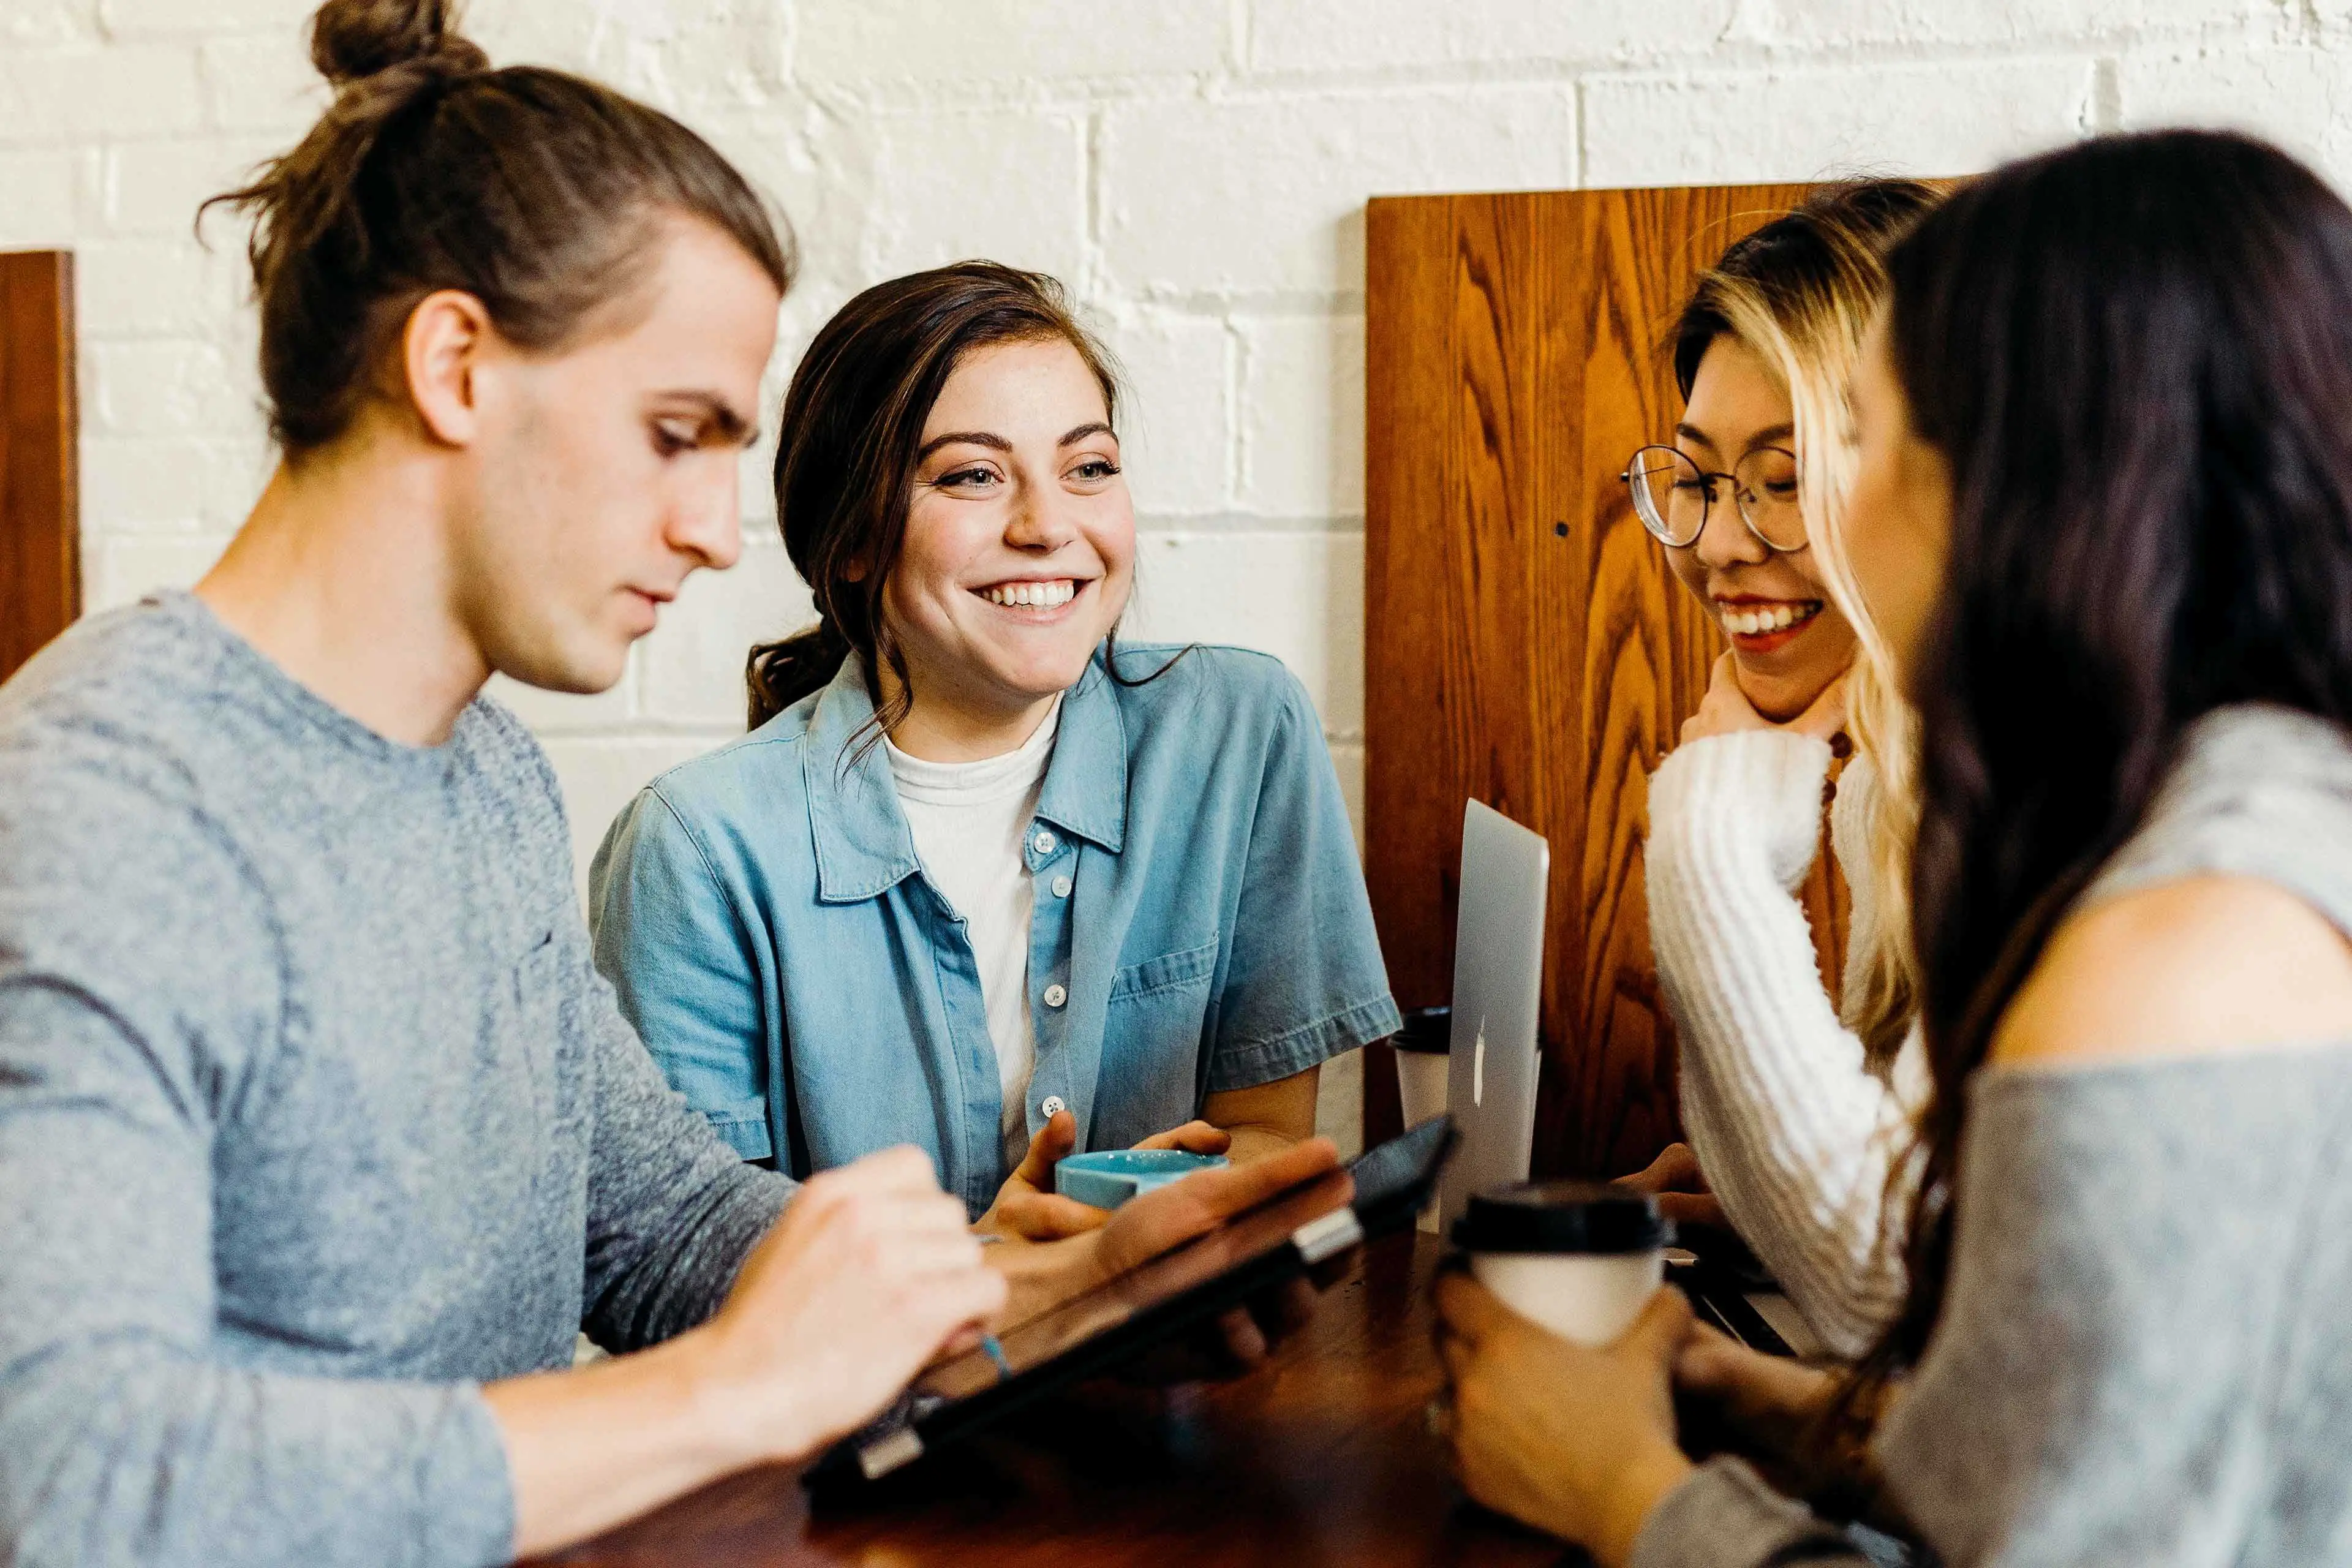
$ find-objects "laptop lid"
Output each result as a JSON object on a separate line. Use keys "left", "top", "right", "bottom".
{"left": 1434, "top": 799, "right": 1550, "bottom": 1232}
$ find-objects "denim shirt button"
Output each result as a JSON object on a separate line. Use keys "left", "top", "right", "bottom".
{"left": 1050, "top": 874, "right": 1073, "bottom": 899}
{"left": 1041, "top": 1095, "right": 1067, "bottom": 1117}
{"left": 1032, "top": 829, "right": 1058, "bottom": 856}
{"left": 1042, "top": 983, "right": 1068, "bottom": 1008}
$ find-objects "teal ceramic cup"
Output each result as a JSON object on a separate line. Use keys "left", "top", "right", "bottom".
{"left": 1054, "top": 1148, "right": 1229, "bottom": 1210}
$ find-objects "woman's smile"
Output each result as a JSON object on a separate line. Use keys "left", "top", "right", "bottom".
{"left": 1713, "top": 593, "right": 1825, "bottom": 653}
{"left": 973, "top": 576, "right": 1087, "bottom": 614}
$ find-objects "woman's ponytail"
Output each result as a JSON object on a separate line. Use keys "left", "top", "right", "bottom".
{"left": 745, "top": 614, "right": 852, "bottom": 730}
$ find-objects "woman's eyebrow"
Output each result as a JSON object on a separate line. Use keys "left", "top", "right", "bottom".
{"left": 1673, "top": 421, "right": 1719, "bottom": 451}
{"left": 916, "top": 430, "right": 1012, "bottom": 460}
{"left": 1058, "top": 421, "right": 1115, "bottom": 446}
{"left": 1747, "top": 421, "right": 1796, "bottom": 450}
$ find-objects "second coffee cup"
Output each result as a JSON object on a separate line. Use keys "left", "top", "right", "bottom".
{"left": 1451, "top": 1180, "right": 1672, "bottom": 1346}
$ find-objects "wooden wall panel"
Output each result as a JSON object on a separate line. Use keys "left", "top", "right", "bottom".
{"left": 1364, "top": 184, "right": 1825, "bottom": 1178}
{"left": 0, "top": 251, "right": 78, "bottom": 684}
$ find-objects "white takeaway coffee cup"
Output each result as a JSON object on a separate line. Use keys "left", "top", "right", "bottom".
{"left": 1392, "top": 1005, "right": 1452, "bottom": 1131}
{"left": 1451, "top": 1181, "right": 1672, "bottom": 1347}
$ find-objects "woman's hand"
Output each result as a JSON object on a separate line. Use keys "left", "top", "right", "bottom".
{"left": 1673, "top": 1317, "right": 1838, "bottom": 1463}
{"left": 1437, "top": 1275, "right": 1695, "bottom": 1568}
{"left": 1613, "top": 1140, "right": 1725, "bottom": 1232}
{"left": 987, "top": 1137, "right": 1347, "bottom": 1368}
{"left": 1681, "top": 652, "right": 1850, "bottom": 747}
{"left": 974, "top": 1110, "right": 1235, "bottom": 1242}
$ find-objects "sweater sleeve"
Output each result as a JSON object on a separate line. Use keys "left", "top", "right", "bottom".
{"left": 571, "top": 913, "right": 796, "bottom": 1354}
{"left": 1631, "top": 1458, "right": 1875, "bottom": 1568}
{"left": 1645, "top": 731, "right": 1917, "bottom": 1359}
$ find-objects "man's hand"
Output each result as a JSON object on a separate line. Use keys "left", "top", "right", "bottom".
{"left": 690, "top": 1146, "right": 1006, "bottom": 1463}
{"left": 975, "top": 1110, "right": 1233, "bottom": 1242}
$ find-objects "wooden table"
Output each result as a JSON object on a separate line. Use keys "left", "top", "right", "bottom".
{"left": 553, "top": 1232, "right": 1572, "bottom": 1566}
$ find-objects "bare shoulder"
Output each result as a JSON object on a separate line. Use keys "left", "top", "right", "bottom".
{"left": 1991, "top": 875, "right": 2352, "bottom": 1068}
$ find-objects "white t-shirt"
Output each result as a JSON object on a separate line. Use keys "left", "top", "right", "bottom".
{"left": 885, "top": 698, "right": 1061, "bottom": 1169}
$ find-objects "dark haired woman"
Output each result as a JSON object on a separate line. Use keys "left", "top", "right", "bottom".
{"left": 590, "top": 262, "right": 1399, "bottom": 1235}
{"left": 1437, "top": 128, "right": 2352, "bottom": 1566}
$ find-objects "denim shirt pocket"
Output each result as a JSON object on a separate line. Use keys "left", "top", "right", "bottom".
{"left": 1107, "top": 938, "right": 1218, "bottom": 1008}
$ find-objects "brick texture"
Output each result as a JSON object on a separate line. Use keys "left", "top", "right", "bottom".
{"left": 9, "top": 0, "right": 2345, "bottom": 1151}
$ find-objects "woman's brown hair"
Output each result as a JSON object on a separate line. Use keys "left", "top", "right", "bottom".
{"left": 204, "top": 0, "right": 793, "bottom": 455}
{"left": 1816, "top": 130, "right": 2352, "bottom": 1474}
{"left": 745, "top": 261, "right": 1134, "bottom": 733}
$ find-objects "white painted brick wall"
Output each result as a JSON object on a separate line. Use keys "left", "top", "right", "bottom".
{"left": 13, "top": 0, "right": 2352, "bottom": 1153}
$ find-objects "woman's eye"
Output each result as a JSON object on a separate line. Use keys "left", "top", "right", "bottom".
{"left": 1672, "top": 478, "right": 1709, "bottom": 494}
{"left": 651, "top": 423, "right": 696, "bottom": 457}
{"left": 1069, "top": 459, "right": 1121, "bottom": 482}
{"left": 937, "top": 466, "right": 1000, "bottom": 489}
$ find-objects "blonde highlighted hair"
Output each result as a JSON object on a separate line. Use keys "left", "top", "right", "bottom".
{"left": 1672, "top": 180, "right": 1941, "bottom": 1063}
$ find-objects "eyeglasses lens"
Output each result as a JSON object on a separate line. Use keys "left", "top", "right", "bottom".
{"left": 1628, "top": 448, "right": 1705, "bottom": 546}
{"left": 1735, "top": 448, "right": 1806, "bottom": 551}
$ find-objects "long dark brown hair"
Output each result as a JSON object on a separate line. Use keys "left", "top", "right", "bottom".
{"left": 746, "top": 260, "right": 1161, "bottom": 734}
{"left": 1847, "top": 129, "right": 2352, "bottom": 1417}
{"left": 203, "top": 0, "right": 792, "bottom": 455}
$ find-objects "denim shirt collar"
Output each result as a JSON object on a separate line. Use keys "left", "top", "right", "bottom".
{"left": 802, "top": 652, "right": 1129, "bottom": 905}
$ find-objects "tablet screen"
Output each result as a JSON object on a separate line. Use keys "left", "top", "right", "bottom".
{"left": 916, "top": 1167, "right": 1355, "bottom": 1401}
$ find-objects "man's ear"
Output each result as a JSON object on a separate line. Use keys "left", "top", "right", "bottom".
{"left": 402, "top": 288, "right": 495, "bottom": 448}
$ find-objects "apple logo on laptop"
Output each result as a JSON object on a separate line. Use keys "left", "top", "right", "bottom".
{"left": 1473, "top": 1018, "right": 1487, "bottom": 1107}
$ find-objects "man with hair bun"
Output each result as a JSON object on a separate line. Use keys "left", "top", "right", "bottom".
{"left": 0, "top": 3, "right": 1338, "bottom": 1563}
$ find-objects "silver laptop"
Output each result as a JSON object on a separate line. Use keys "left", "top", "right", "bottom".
{"left": 1434, "top": 799, "right": 1551, "bottom": 1232}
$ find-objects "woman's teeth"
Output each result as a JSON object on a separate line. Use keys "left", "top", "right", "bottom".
{"left": 1721, "top": 600, "right": 1821, "bottom": 637}
{"left": 979, "top": 579, "right": 1077, "bottom": 608}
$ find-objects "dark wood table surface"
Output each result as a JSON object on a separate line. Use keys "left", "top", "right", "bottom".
{"left": 552, "top": 1232, "right": 1572, "bottom": 1567}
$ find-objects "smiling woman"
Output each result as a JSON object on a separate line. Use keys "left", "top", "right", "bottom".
{"left": 588, "top": 261, "right": 1401, "bottom": 1235}
{"left": 1632, "top": 179, "right": 1943, "bottom": 1360}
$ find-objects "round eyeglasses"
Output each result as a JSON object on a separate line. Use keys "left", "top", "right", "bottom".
{"left": 1621, "top": 444, "right": 1807, "bottom": 552}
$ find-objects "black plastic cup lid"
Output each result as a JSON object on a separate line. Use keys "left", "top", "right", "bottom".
{"left": 1393, "top": 1005, "right": 1452, "bottom": 1054}
{"left": 1450, "top": 1180, "right": 1673, "bottom": 1255}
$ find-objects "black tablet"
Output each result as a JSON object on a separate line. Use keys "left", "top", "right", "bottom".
{"left": 810, "top": 1115, "right": 1458, "bottom": 1488}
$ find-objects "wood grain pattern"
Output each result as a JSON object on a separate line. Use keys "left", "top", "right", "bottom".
{"left": 0, "top": 251, "right": 78, "bottom": 684}
{"left": 543, "top": 1234, "right": 1559, "bottom": 1568}
{"left": 1363, "top": 185, "right": 1844, "bottom": 1178}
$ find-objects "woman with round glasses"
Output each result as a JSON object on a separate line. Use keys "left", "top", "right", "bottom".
{"left": 1630, "top": 179, "right": 1940, "bottom": 1360}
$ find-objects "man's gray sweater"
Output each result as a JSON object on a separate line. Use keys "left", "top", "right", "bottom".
{"left": 0, "top": 592, "right": 794, "bottom": 1566}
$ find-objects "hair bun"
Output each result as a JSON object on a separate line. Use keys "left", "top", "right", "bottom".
{"left": 308, "top": 0, "right": 487, "bottom": 87}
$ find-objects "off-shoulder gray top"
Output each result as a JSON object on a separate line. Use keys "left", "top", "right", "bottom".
{"left": 1633, "top": 704, "right": 2352, "bottom": 1567}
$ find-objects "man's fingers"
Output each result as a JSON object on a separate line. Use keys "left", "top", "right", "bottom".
{"left": 837, "top": 1142, "right": 946, "bottom": 1195}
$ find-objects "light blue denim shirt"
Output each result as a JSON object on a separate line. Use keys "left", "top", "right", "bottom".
{"left": 587, "top": 643, "right": 1401, "bottom": 1215}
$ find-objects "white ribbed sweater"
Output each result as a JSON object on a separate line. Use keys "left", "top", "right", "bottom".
{"left": 1645, "top": 730, "right": 1925, "bottom": 1360}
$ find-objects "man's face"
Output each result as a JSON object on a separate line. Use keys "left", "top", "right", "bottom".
{"left": 455, "top": 216, "right": 782, "bottom": 695}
